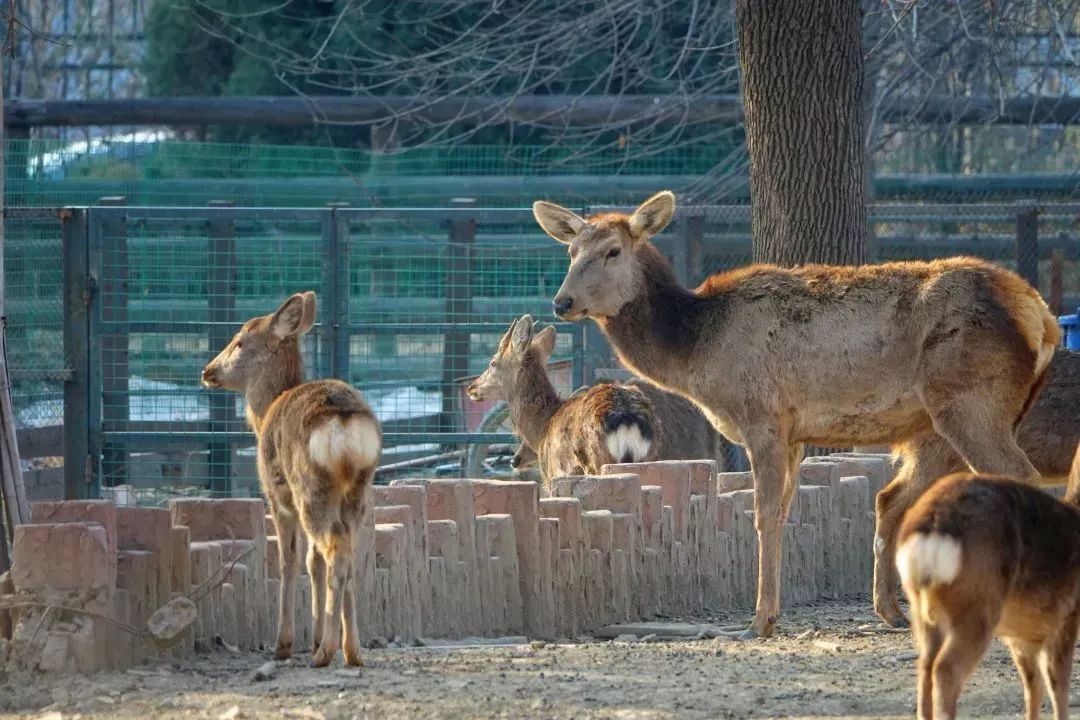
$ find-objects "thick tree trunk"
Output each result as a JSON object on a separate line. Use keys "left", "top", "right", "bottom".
{"left": 738, "top": 0, "right": 867, "bottom": 267}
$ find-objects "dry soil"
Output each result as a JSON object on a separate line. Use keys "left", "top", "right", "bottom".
{"left": 2, "top": 600, "right": 1077, "bottom": 720}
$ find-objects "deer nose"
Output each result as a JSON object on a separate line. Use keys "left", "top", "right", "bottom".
{"left": 201, "top": 366, "right": 218, "bottom": 386}
{"left": 553, "top": 296, "right": 573, "bottom": 318}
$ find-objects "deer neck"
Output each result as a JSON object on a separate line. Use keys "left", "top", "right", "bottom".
{"left": 506, "top": 353, "right": 563, "bottom": 450}
{"left": 242, "top": 350, "right": 304, "bottom": 434}
{"left": 597, "top": 247, "right": 708, "bottom": 395}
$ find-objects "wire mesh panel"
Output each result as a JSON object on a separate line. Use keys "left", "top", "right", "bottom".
{"left": 5, "top": 214, "right": 66, "bottom": 433}
{"left": 90, "top": 207, "right": 326, "bottom": 503}
{"left": 340, "top": 208, "right": 584, "bottom": 479}
{"left": 82, "top": 205, "right": 587, "bottom": 497}
{"left": 11, "top": 202, "right": 1072, "bottom": 501}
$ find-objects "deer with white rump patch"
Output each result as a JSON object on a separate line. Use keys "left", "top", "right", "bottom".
{"left": 874, "top": 347, "right": 1080, "bottom": 627}
{"left": 201, "top": 291, "right": 381, "bottom": 667}
{"left": 534, "top": 190, "right": 1058, "bottom": 639}
{"left": 467, "top": 315, "right": 659, "bottom": 485}
{"left": 897, "top": 456, "right": 1080, "bottom": 720}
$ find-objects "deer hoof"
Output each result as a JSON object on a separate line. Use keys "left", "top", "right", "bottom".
{"left": 311, "top": 646, "right": 336, "bottom": 668}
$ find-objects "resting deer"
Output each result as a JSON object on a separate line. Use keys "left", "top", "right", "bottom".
{"left": 506, "top": 375, "right": 728, "bottom": 476}
{"left": 467, "top": 315, "right": 659, "bottom": 484}
{"left": 897, "top": 467, "right": 1080, "bottom": 720}
{"left": 875, "top": 347, "right": 1080, "bottom": 627}
{"left": 201, "top": 292, "right": 381, "bottom": 667}
{"left": 533, "top": 190, "right": 1059, "bottom": 639}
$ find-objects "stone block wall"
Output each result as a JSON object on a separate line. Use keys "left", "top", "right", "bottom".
{"left": 0, "top": 454, "right": 896, "bottom": 672}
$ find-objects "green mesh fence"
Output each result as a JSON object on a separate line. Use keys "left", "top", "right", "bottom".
{"left": 691, "top": 204, "right": 1080, "bottom": 303}
{"left": 81, "top": 206, "right": 584, "bottom": 503}
{"left": 5, "top": 215, "right": 66, "bottom": 430}
{"left": 5, "top": 135, "right": 1080, "bottom": 501}
{"left": 7, "top": 138, "right": 1080, "bottom": 209}
{"left": 7, "top": 139, "right": 742, "bottom": 209}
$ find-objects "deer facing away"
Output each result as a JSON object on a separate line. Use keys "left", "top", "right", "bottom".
{"left": 505, "top": 374, "right": 728, "bottom": 477}
{"left": 201, "top": 291, "right": 381, "bottom": 667}
{"left": 875, "top": 347, "right": 1080, "bottom": 627}
{"left": 534, "top": 190, "right": 1059, "bottom": 639}
{"left": 897, "top": 469, "right": 1080, "bottom": 720}
{"left": 467, "top": 315, "right": 659, "bottom": 485}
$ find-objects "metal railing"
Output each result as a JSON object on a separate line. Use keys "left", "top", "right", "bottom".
{"left": 26, "top": 204, "right": 589, "bottom": 500}
{"left": 6, "top": 200, "right": 1079, "bottom": 501}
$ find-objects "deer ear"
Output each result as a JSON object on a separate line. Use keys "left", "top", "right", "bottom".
{"left": 511, "top": 315, "right": 534, "bottom": 353}
{"left": 533, "top": 201, "right": 587, "bottom": 244}
{"left": 269, "top": 293, "right": 308, "bottom": 339}
{"left": 297, "top": 291, "right": 317, "bottom": 336}
{"left": 532, "top": 325, "right": 557, "bottom": 360}
{"left": 628, "top": 190, "right": 675, "bottom": 240}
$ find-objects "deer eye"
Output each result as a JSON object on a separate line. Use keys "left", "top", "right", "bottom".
{"left": 490, "top": 360, "right": 496, "bottom": 368}
{"left": 606, "top": 247, "right": 621, "bottom": 259}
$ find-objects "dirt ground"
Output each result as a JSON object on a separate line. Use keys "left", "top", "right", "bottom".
{"left": 1, "top": 600, "right": 1077, "bottom": 720}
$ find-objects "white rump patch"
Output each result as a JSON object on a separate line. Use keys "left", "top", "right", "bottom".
{"left": 896, "top": 532, "right": 962, "bottom": 591}
{"left": 605, "top": 423, "right": 651, "bottom": 463}
{"left": 308, "top": 416, "right": 380, "bottom": 470}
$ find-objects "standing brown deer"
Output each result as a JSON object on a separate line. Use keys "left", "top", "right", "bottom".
{"left": 467, "top": 315, "right": 659, "bottom": 484}
{"left": 201, "top": 291, "right": 381, "bottom": 667}
{"left": 875, "top": 348, "right": 1080, "bottom": 627}
{"left": 897, "top": 471, "right": 1080, "bottom": 720}
{"left": 533, "top": 190, "right": 1059, "bottom": 638}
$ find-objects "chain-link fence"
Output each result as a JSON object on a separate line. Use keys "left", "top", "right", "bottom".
{"left": 5, "top": 213, "right": 67, "bottom": 429}
{"left": 8, "top": 138, "right": 1080, "bottom": 209}
{"left": 6, "top": 199, "right": 1079, "bottom": 504}
{"left": 41, "top": 205, "right": 585, "bottom": 503}
{"left": 588, "top": 204, "right": 1080, "bottom": 313}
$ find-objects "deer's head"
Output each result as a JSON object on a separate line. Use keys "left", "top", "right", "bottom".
{"left": 533, "top": 191, "right": 675, "bottom": 320}
{"left": 201, "top": 291, "right": 316, "bottom": 393}
{"left": 466, "top": 315, "right": 556, "bottom": 402}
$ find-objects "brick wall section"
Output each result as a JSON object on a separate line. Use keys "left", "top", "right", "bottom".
{"left": 0, "top": 454, "right": 898, "bottom": 672}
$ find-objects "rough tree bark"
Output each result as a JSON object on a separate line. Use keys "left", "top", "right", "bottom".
{"left": 738, "top": 0, "right": 867, "bottom": 266}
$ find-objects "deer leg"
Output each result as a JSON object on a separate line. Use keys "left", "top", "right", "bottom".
{"left": 1005, "top": 639, "right": 1043, "bottom": 720}
{"left": 932, "top": 615, "right": 994, "bottom": 720}
{"left": 340, "top": 499, "right": 366, "bottom": 667}
{"left": 340, "top": 559, "right": 363, "bottom": 667}
{"left": 874, "top": 434, "right": 963, "bottom": 628}
{"left": 928, "top": 394, "right": 1039, "bottom": 482}
{"left": 1040, "top": 611, "right": 1079, "bottom": 720}
{"left": 272, "top": 508, "right": 300, "bottom": 660}
{"left": 312, "top": 520, "right": 354, "bottom": 668}
{"left": 912, "top": 604, "right": 944, "bottom": 720}
{"left": 306, "top": 541, "right": 327, "bottom": 655}
{"left": 721, "top": 428, "right": 792, "bottom": 640}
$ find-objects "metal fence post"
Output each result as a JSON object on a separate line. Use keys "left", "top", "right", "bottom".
{"left": 98, "top": 196, "right": 128, "bottom": 490}
{"left": 207, "top": 200, "right": 235, "bottom": 496}
{"left": 442, "top": 199, "right": 475, "bottom": 439}
{"left": 1015, "top": 203, "right": 1039, "bottom": 289}
{"left": 324, "top": 203, "right": 351, "bottom": 383}
{"left": 62, "top": 208, "right": 91, "bottom": 499}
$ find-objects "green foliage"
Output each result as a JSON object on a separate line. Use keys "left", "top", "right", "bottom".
{"left": 143, "top": 0, "right": 233, "bottom": 97}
